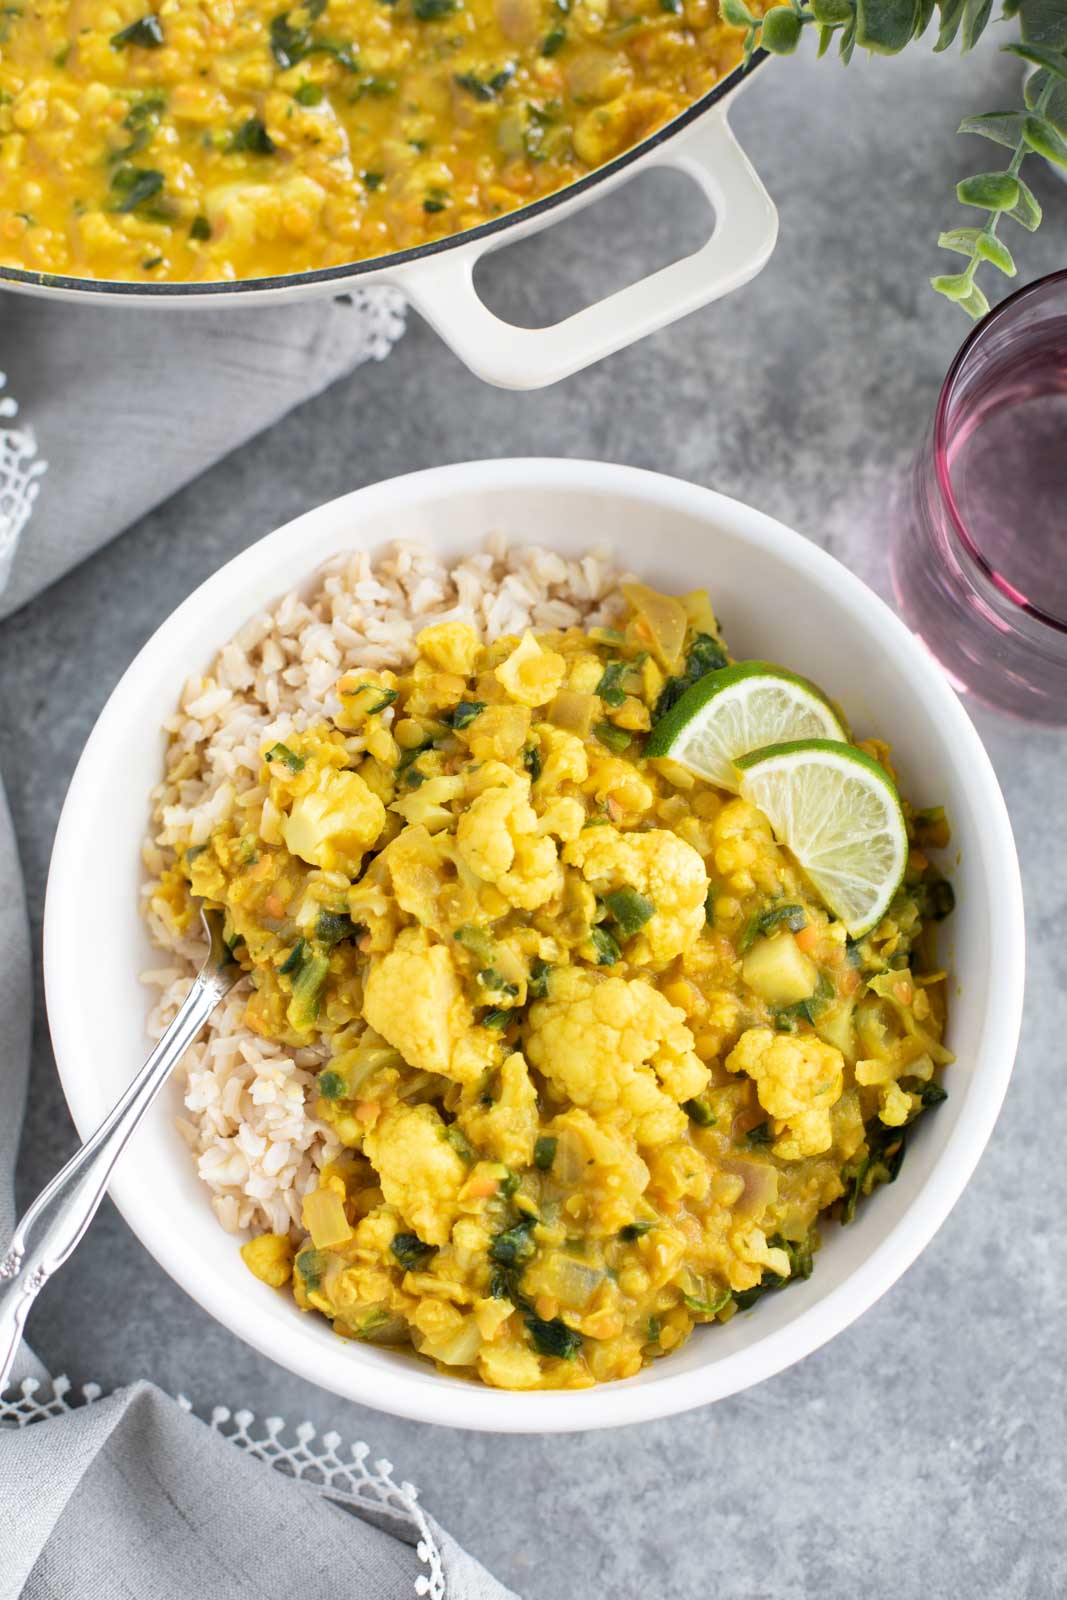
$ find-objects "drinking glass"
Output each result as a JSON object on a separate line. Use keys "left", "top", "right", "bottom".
{"left": 891, "top": 269, "right": 1067, "bottom": 724}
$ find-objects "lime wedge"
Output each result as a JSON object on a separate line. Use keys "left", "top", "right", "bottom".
{"left": 645, "top": 661, "right": 846, "bottom": 792}
{"left": 735, "top": 739, "right": 908, "bottom": 938}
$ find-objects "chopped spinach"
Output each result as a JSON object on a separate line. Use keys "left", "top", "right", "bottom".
{"left": 449, "top": 699, "right": 486, "bottom": 729}
{"left": 533, "top": 1135, "right": 557, "bottom": 1171}
{"left": 362, "top": 170, "right": 385, "bottom": 189}
{"left": 840, "top": 1122, "right": 907, "bottom": 1224}
{"left": 391, "top": 1232, "right": 435, "bottom": 1268}
{"left": 653, "top": 632, "right": 729, "bottom": 719}
{"left": 316, "top": 1069, "right": 346, "bottom": 1100}
{"left": 111, "top": 13, "right": 164, "bottom": 47}
{"left": 231, "top": 116, "right": 276, "bottom": 154}
{"left": 478, "top": 968, "right": 519, "bottom": 998}
{"left": 619, "top": 1219, "right": 655, "bottom": 1240}
{"left": 745, "top": 1120, "right": 774, "bottom": 1148}
{"left": 454, "top": 65, "right": 514, "bottom": 98}
{"left": 489, "top": 1217, "right": 537, "bottom": 1267}
{"left": 682, "top": 1095, "right": 717, "bottom": 1128}
{"left": 526, "top": 1315, "right": 581, "bottom": 1359}
{"left": 540, "top": 24, "right": 566, "bottom": 52}
{"left": 109, "top": 165, "right": 165, "bottom": 213}
{"left": 294, "top": 81, "right": 324, "bottom": 104}
{"left": 189, "top": 213, "right": 212, "bottom": 240}
{"left": 684, "top": 1287, "right": 732, "bottom": 1316}
{"left": 413, "top": 0, "right": 457, "bottom": 17}
{"left": 315, "top": 909, "right": 358, "bottom": 946}
{"left": 523, "top": 744, "right": 542, "bottom": 781}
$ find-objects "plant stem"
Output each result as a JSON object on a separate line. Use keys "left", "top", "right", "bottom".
{"left": 960, "top": 73, "right": 1055, "bottom": 288}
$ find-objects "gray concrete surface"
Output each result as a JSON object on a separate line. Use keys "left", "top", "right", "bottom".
{"left": 2, "top": 34, "right": 1065, "bottom": 1600}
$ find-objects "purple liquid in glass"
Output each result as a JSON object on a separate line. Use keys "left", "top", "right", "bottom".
{"left": 892, "top": 274, "right": 1067, "bottom": 724}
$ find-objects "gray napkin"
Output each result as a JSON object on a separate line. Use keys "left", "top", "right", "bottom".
{"left": 0, "top": 288, "right": 405, "bottom": 618}
{"left": 0, "top": 300, "right": 516, "bottom": 1600}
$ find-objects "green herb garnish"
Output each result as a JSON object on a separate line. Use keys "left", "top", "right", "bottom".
{"left": 391, "top": 1232, "right": 435, "bottom": 1268}
{"left": 266, "top": 741, "right": 305, "bottom": 773}
{"left": 682, "top": 1096, "right": 717, "bottom": 1127}
{"left": 526, "top": 1315, "right": 581, "bottom": 1359}
{"left": 589, "top": 925, "right": 621, "bottom": 966}
{"left": 449, "top": 699, "right": 486, "bottom": 729}
{"left": 601, "top": 886, "right": 655, "bottom": 940}
{"left": 111, "top": 14, "right": 164, "bottom": 48}
{"left": 231, "top": 116, "right": 275, "bottom": 154}
{"left": 533, "top": 1135, "right": 557, "bottom": 1171}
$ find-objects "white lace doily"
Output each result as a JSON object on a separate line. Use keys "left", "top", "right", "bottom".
{"left": 0, "top": 371, "right": 46, "bottom": 592}
{"left": 1, "top": 1374, "right": 445, "bottom": 1600}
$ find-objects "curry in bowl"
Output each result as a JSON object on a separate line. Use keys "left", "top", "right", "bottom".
{"left": 0, "top": 0, "right": 760, "bottom": 283}
{"left": 143, "top": 537, "right": 954, "bottom": 1391}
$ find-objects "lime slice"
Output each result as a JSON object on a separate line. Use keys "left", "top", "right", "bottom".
{"left": 645, "top": 661, "right": 846, "bottom": 792}
{"left": 735, "top": 739, "right": 908, "bottom": 938}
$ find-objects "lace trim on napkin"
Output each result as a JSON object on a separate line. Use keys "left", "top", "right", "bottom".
{"left": 0, "top": 371, "right": 47, "bottom": 592}
{"left": 0, "top": 1375, "right": 445, "bottom": 1600}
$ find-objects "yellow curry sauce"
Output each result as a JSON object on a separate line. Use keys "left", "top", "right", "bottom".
{"left": 0, "top": 0, "right": 757, "bottom": 282}
{"left": 154, "top": 586, "right": 953, "bottom": 1390}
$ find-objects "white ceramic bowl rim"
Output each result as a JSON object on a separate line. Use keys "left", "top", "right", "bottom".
{"left": 44, "top": 459, "right": 1025, "bottom": 1433}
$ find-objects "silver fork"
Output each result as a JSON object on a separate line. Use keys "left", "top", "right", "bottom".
{"left": 0, "top": 907, "right": 239, "bottom": 1393}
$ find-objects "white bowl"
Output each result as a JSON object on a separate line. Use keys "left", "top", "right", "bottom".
{"left": 44, "top": 459, "right": 1025, "bottom": 1433}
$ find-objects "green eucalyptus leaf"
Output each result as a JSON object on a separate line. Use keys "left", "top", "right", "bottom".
{"left": 934, "top": 0, "right": 965, "bottom": 50}
{"left": 721, "top": 0, "right": 757, "bottom": 24}
{"left": 916, "top": 0, "right": 936, "bottom": 31}
{"left": 957, "top": 110, "right": 1026, "bottom": 145}
{"left": 1006, "top": 40, "right": 1067, "bottom": 75}
{"left": 1016, "top": 0, "right": 1067, "bottom": 49}
{"left": 975, "top": 233, "right": 1017, "bottom": 274}
{"left": 937, "top": 225, "right": 982, "bottom": 254}
{"left": 1007, "top": 175, "right": 1043, "bottom": 228}
{"left": 839, "top": 14, "right": 857, "bottom": 55}
{"left": 1023, "top": 110, "right": 1067, "bottom": 163}
{"left": 760, "top": 5, "right": 804, "bottom": 48}
{"left": 856, "top": 0, "right": 922, "bottom": 51}
{"left": 960, "top": 0, "right": 994, "bottom": 50}
{"left": 930, "top": 270, "right": 976, "bottom": 301}
{"left": 956, "top": 171, "right": 1020, "bottom": 209}
{"left": 816, "top": 20, "right": 836, "bottom": 49}
{"left": 958, "top": 282, "right": 991, "bottom": 319}
{"left": 810, "top": 0, "right": 854, "bottom": 20}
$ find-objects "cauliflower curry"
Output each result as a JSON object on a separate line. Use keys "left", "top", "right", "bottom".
{"left": 162, "top": 583, "right": 953, "bottom": 1389}
{"left": 0, "top": 0, "right": 762, "bottom": 283}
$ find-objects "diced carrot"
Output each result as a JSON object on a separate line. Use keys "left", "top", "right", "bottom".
{"left": 263, "top": 894, "right": 286, "bottom": 919}
{"left": 463, "top": 1173, "right": 499, "bottom": 1199}
{"left": 894, "top": 980, "right": 914, "bottom": 1005}
{"left": 355, "top": 1100, "right": 381, "bottom": 1127}
{"left": 794, "top": 924, "right": 820, "bottom": 955}
{"left": 839, "top": 968, "right": 861, "bottom": 996}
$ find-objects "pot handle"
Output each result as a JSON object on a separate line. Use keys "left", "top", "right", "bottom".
{"left": 398, "top": 103, "right": 777, "bottom": 390}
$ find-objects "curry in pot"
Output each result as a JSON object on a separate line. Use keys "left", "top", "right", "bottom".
{"left": 0, "top": 0, "right": 757, "bottom": 282}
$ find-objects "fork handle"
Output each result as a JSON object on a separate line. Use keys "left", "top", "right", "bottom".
{"left": 0, "top": 970, "right": 228, "bottom": 1393}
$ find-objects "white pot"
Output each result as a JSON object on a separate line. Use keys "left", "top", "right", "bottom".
{"left": 0, "top": 71, "right": 777, "bottom": 391}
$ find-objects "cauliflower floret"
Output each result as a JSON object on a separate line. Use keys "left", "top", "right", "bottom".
{"left": 415, "top": 621, "right": 482, "bottom": 677}
{"left": 363, "top": 927, "right": 474, "bottom": 1079}
{"left": 546, "top": 1108, "right": 651, "bottom": 1234}
{"left": 712, "top": 799, "right": 787, "bottom": 898}
{"left": 363, "top": 1103, "right": 467, "bottom": 1246}
{"left": 457, "top": 1052, "right": 540, "bottom": 1169}
{"left": 726, "top": 1028, "right": 844, "bottom": 1160}
{"left": 282, "top": 767, "right": 385, "bottom": 875}
{"left": 495, "top": 632, "right": 567, "bottom": 708}
{"left": 533, "top": 726, "right": 589, "bottom": 794}
{"left": 456, "top": 777, "right": 562, "bottom": 911}
{"left": 380, "top": 824, "right": 449, "bottom": 926}
{"left": 526, "top": 967, "right": 708, "bottom": 1146}
{"left": 536, "top": 796, "right": 586, "bottom": 843}
{"left": 564, "top": 826, "right": 708, "bottom": 965}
